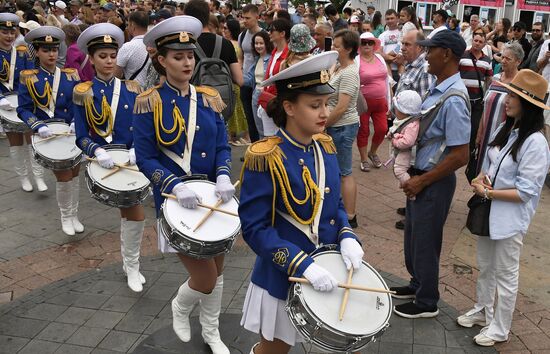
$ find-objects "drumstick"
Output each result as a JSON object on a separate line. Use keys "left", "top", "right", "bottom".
{"left": 33, "top": 135, "right": 61, "bottom": 144}
{"left": 338, "top": 268, "right": 354, "bottom": 321}
{"left": 288, "top": 277, "right": 396, "bottom": 294}
{"left": 193, "top": 180, "right": 240, "bottom": 232}
{"left": 101, "top": 166, "right": 121, "bottom": 180}
{"left": 86, "top": 157, "right": 140, "bottom": 172}
{"left": 161, "top": 193, "right": 238, "bottom": 217}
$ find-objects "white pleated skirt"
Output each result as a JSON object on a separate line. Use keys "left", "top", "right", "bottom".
{"left": 240, "top": 282, "right": 303, "bottom": 346}
{"left": 157, "top": 219, "right": 178, "bottom": 253}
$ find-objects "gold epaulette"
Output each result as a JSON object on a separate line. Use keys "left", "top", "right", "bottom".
{"left": 124, "top": 80, "right": 143, "bottom": 95}
{"left": 195, "top": 85, "right": 226, "bottom": 113}
{"left": 61, "top": 68, "right": 80, "bottom": 81}
{"left": 134, "top": 86, "right": 161, "bottom": 114}
{"left": 20, "top": 69, "right": 38, "bottom": 84}
{"left": 313, "top": 133, "right": 337, "bottom": 154}
{"left": 72, "top": 81, "right": 93, "bottom": 106}
{"left": 16, "top": 45, "right": 27, "bottom": 53}
{"left": 241, "top": 136, "right": 285, "bottom": 175}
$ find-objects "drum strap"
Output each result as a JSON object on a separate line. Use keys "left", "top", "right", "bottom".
{"left": 159, "top": 85, "right": 197, "bottom": 175}
{"left": 0, "top": 48, "right": 17, "bottom": 91}
{"left": 97, "top": 78, "right": 121, "bottom": 143}
{"left": 37, "top": 67, "right": 61, "bottom": 118}
{"left": 276, "top": 141, "right": 326, "bottom": 246}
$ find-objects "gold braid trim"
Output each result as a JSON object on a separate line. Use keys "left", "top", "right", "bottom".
{"left": 195, "top": 85, "right": 226, "bottom": 113}
{"left": 134, "top": 86, "right": 161, "bottom": 114}
{"left": 72, "top": 81, "right": 93, "bottom": 106}
{"left": 61, "top": 68, "right": 80, "bottom": 81}
{"left": 85, "top": 94, "right": 113, "bottom": 138}
{"left": 19, "top": 69, "right": 38, "bottom": 85}
{"left": 313, "top": 133, "right": 337, "bottom": 154}
{"left": 0, "top": 58, "right": 9, "bottom": 82}
{"left": 240, "top": 136, "right": 321, "bottom": 226}
{"left": 124, "top": 80, "right": 143, "bottom": 95}
{"left": 16, "top": 45, "right": 27, "bottom": 52}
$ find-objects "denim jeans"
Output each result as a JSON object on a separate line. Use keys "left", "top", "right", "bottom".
{"left": 326, "top": 123, "right": 359, "bottom": 176}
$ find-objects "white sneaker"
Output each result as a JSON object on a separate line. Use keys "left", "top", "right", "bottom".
{"left": 457, "top": 309, "right": 487, "bottom": 328}
{"left": 474, "top": 332, "right": 505, "bottom": 347}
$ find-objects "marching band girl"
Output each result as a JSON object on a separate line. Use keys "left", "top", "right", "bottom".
{"left": 72, "top": 23, "right": 145, "bottom": 292}
{"left": 17, "top": 26, "right": 81, "bottom": 235}
{"left": 133, "top": 16, "right": 234, "bottom": 354}
{"left": 238, "top": 51, "right": 365, "bottom": 354}
{"left": 0, "top": 14, "right": 43, "bottom": 192}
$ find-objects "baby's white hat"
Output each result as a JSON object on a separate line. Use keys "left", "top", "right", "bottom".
{"left": 393, "top": 90, "right": 422, "bottom": 116}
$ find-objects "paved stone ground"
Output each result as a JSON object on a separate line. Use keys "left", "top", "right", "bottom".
{"left": 0, "top": 138, "right": 549, "bottom": 353}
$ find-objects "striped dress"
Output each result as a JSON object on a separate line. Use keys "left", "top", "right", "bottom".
{"left": 477, "top": 74, "right": 508, "bottom": 174}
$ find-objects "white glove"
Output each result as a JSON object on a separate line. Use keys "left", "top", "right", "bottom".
{"left": 38, "top": 126, "right": 53, "bottom": 138}
{"left": 128, "top": 148, "right": 136, "bottom": 165}
{"left": 303, "top": 263, "right": 338, "bottom": 292}
{"left": 94, "top": 148, "right": 115, "bottom": 169}
{"left": 215, "top": 174, "right": 235, "bottom": 203}
{"left": 69, "top": 122, "right": 75, "bottom": 134}
{"left": 0, "top": 97, "right": 14, "bottom": 110}
{"left": 173, "top": 182, "right": 202, "bottom": 209}
{"left": 340, "top": 238, "right": 364, "bottom": 270}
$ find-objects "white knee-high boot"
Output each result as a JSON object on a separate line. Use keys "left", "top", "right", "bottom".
{"left": 9, "top": 145, "right": 32, "bottom": 192}
{"left": 57, "top": 181, "right": 75, "bottom": 235}
{"left": 172, "top": 280, "right": 202, "bottom": 342}
{"left": 249, "top": 343, "right": 259, "bottom": 354}
{"left": 120, "top": 218, "right": 146, "bottom": 285}
{"left": 200, "top": 275, "right": 229, "bottom": 354}
{"left": 71, "top": 177, "right": 84, "bottom": 233}
{"left": 28, "top": 144, "right": 47, "bottom": 191}
{"left": 120, "top": 219, "right": 145, "bottom": 292}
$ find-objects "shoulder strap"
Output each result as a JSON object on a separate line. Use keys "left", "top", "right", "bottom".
{"left": 213, "top": 35, "right": 222, "bottom": 60}
{"left": 418, "top": 89, "right": 471, "bottom": 140}
{"left": 469, "top": 52, "right": 484, "bottom": 97}
{"left": 238, "top": 30, "right": 245, "bottom": 47}
{"left": 129, "top": 55, "right": 149, "bottom": 80}
{"left": 194, "top": 40, "right": 207, "bottom": 60}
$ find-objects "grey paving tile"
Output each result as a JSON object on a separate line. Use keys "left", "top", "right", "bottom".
{"left": 446, "top": 349, "right": 466, "bottom": 354}
{"left": 72, "top": 293, "right": 110, "bottom": 309}
{"left": 55, "top": 307, "right": 96, "bottom": 325}
{"left": 445, "top": 330, "right": 462, "bottom": 348}
{"left": 66, "top": 326, "right": 109, "bottom": 348}
{"left": 88, "top": 280, "right": 125, "bottom": 296}
{"left": 142, "top": 284, "right": 178, "bottom": 301}
{"left": 44, "top": 292, "right": 80, "bottom": 307}
{"left": 90, "top": 349, "right": 119, "bottom": 354}
{"left": 0, "top": 334, "right": 29, "bottom": 353}
{"left": 380, "top": 315, "right": 413, "bottom": 344}
{"left": 154, "top": 272, "right": 185, "bottom": 286}
{"left": 36, "top": 322, "right": 79, "bottom": 343}
{"left": 223, "top": 267, "right": 251, "bottom": 281}
{"left": 128, "top": 334, "right": 148, "bottom": 353}
{"left": 114, "top": 312, "right": 155, "bottom": 333}
{"left": 413, "top": 317, "right": 446, "bottom": 346}
{"left": 144, "top": 317, "right": 172, "bottom": 335}
{"left": 100, "top": 295, "right": 139, "bottom": 313}
{"left": 0, "top": 315, "right": 49, "bottom": 338}
{"left": 97, "top": 330, "right": 140, "bottom": 352}
{"left": 413, "top": 344, "right": 449, "bottom": 353}
{"left": 54, "top": 344, "right": 94, "bottom": 354}
{"left": 127, "top": 298, "right": 166, "bottom": 316}
{"left": 85, "top": 310, "right": 125, "bottom": 329}
{"left": 19, "top": 303, "right": 68, "bottom": 321}
{"left": 378, "top": 341, "right": 413, "bottom": 353}
{"left": 18, "top": 339, "right": 61, "bottom": 354}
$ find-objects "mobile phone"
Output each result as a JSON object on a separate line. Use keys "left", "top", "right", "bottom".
{"left": 484, "top": 175, "right": 492, "bottom": 186}
{"left": 324, "top": 37, "right": 333, "bottom": 50}
{"left": 547, "top": 42, "right": 550, "bottom": 51}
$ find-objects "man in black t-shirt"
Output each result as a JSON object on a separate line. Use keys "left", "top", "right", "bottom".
{"left": 184, "top": 0, "right": 243, "bottom": 87}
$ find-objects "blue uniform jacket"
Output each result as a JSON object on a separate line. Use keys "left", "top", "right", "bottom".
{"left": 17, "top": 67, "right": 80, "bottom": 131}
{"left": 0, "top": 45, "right": 33, "bottom": 96}
{"left": 73, "top": 77, "right": 141, "bottom": 156}
{"left": 239, "top": 129, "right": 358, "bottom": 300}
{"left": 133, "top": 82, "right": 231, "bottom": 214}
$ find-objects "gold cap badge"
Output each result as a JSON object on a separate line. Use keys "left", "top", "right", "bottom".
{"left": 320, "top": 70, "right": 329, "bottom": 84}
{"left": 6, "top": 21, "right": 12, "bottom": 27}
{"left": 104, "top": 35, "right": 112, "bottom": 43}
{"left": 179, "top": 32, "right": 189, "bottom": 43}
{"left": 45, "top": 35, "right": 53, "bottom": 42}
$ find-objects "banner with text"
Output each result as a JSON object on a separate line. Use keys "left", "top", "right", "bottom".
{"left": 517, "top": 0, "right": 550, "bottom": 11}
{"left": 461, "top": 0, "right": 504, "bottom": 5}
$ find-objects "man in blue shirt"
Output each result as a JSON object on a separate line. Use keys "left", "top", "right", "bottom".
{"left": 391, "top": 30, "right": 470, "bottom": 318}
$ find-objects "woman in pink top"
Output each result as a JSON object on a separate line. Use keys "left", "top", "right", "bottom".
{"left": 62, "top": 24, "right": 94, "bottom": 81}
{"left": 356, "top": 32, "right": 391, "bottom": 172}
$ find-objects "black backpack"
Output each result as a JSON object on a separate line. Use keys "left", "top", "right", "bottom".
{"left": 191, "top": 35, "right": 235, "bottom": 120}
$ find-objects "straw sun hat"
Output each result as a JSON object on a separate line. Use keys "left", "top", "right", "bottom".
{"left": 500, "top": 69, "right": 550, "bottom": 110}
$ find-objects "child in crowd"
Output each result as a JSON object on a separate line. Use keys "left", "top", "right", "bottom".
{"left": 386, "top": 90, "right": 422, "bottom": 190}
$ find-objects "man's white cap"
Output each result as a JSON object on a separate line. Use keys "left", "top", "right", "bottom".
{"left": 19, "top": 20, "right": 41, "bottom": 31}
{"left": 55, "top": 1, "right": 67, "bottom": 9}
{"left": 393, "top": 90, "right": 422, "bottom": 116}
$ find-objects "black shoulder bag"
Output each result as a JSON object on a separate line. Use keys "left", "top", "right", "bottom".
{"left": 466, "top": 145, "right": 511, "bottom": 236}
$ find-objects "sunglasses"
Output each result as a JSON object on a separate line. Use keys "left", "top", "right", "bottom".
{"left": 361, "top": 40, "right": 375, "bottom": 46}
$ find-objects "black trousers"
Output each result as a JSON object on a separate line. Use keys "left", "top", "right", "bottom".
{"left": 404, "top": 172, "right": 456, "bottom": 310}
{"left": 240, "top": 85, "right": 259, "bottom": 142}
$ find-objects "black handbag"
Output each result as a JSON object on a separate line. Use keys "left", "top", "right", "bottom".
{"left": 466, "top": 146, "right": 510, "bottom": 236}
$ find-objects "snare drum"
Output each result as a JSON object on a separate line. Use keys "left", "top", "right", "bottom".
{"left": 31, "top": 122, "right": 82, "bottom": 171}
{"left": 158, "top": 180, "right": 240, "bottom": 259}
{"left": 0, "top": 95, "right": 27, "bottom": 133}
{"left": 85, "top": 146, "right": 150, "bottom": 208}
{"left": 286, "top": 250, "right": 391, "bottom": 353}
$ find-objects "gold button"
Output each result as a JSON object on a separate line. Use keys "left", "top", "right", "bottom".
{"left": 44, "top": 77, "right": 48, "bottom": 81}
{"left": 324, "top": 187, "right": 330, "bottom": 194}
{"left": 124, "top": 104, "right": 128, "bottom": 109}
{"left": 171, "top": 99, "right": 175, "bottom": 104}
{"left": 330, "top": 219, "right": 335, "bottom": 225}
{"left": 298, "top": 159, "right": 304, "bottom": 165}
{"left": 201, "top": 152, "right": 206, "bottom": 158}
{"left": 100, "top": 89, "right": 104, "bottom": 94}
{"left": 196, "top": 126, "right": 200, "bottom": 131}
{"left": 129, "top": 127, "right": 133, "bottom": 131}
{"left": 63, "top": 109, "right": 67, "bottom": 112}
{"left": 60, "top": 93, "right": 64, "bottom": 96}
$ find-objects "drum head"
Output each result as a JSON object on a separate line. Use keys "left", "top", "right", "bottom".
{"left": 164, "top": 180, "right": 240, "bottom": 243}
{"left": 0, "top": 96, "right": 20, "bottom": 123}
{"left": 301, "top": 251, "right": 391, "bottom": 336}
{"left": 87, "top": 149, "right": 150, "bottom": 191}
{"left": 32, "top": 122, "right": 81, "bottom": 161}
